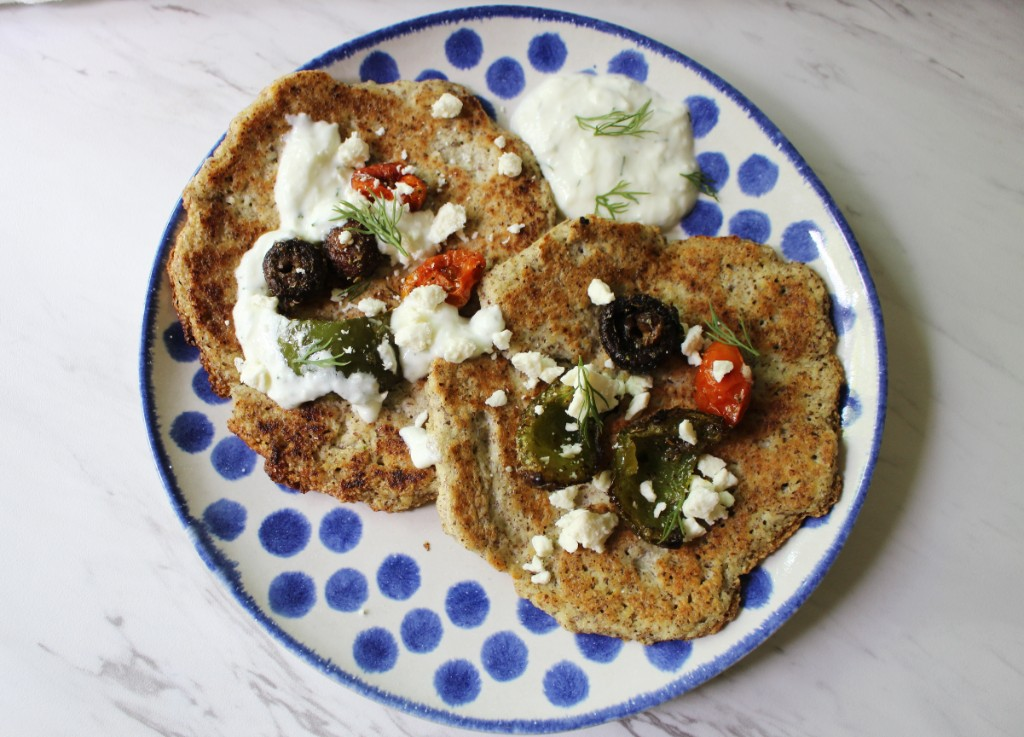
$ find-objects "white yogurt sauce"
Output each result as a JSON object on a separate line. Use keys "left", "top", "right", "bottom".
{"left": 232, "top": 114, "right": 469, "bottom": 420}
{"left": 511, "top": 73, "right": 699, "bottom": 229}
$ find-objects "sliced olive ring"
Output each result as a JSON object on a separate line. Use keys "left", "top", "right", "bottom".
{"left": 263, "top": 238, "right": 329, "bottom": 305}
{"left": 324, "top": 223, "right": 384, "bottom": 286}
{"left": 278, "top": 317, "right": 401, "bottom": 390}
{"left": 599, "top": 294, "right": 682, "bottom": 372}
{"left": 516, "top": 383, "right": 600, "bottom": 487}
{"left": 610, "top": 409, "right": 726, "bottom": 548}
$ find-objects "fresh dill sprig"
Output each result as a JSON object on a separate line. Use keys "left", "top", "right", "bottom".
{"left": 681, "top": 169, "right": 720, "bottom": 201}
{"left": 332, "top": 196, "right": 408, "bottom": 258}
{"left": 658, "top": 501, "right": 686, "bottom": 545}
{"left": 575, "top": 358, "right": 608, "bottom": 446}
{"left": 330, "top": 279, "right": 370, "bottom": 303}
{"left": 704, "top": 304, "right": 760, "bottom": 357}
{"left": 292, "top": 334, "right": 352, "bottom": 370}
{"left": 576, "top": 98, "right": 655, "bottom": 137}
{"left": 593, "top": 180, "right": 647, "bottom": 220}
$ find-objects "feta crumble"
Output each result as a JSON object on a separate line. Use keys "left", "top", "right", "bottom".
{"left": 511, "top": 351, "right": 565, "bottom": 389}
{"left": 678, "top": 418, "right": 698, "bottom": 445}
{"left": 711, "top": 359, "right": 734, "bottom": 382}
{"left": 497, "top": 151, "right": 523, "bottom": 177}
{"left": 431, "top": 92, "right": 463, "bottom": 119}
{"left": 587, "top": 278, "right": 615, "bottom": 305}
{"left": 493, "top": 135, "right": 506, "bottom": 149}
{"left": 681, "top": 324, "right": 704, "bottom": 366}
{"left": 485, "top": 389, "right": 508, "bottom": 407}
{"left": 356, "top": 297, "right": 387, "bottom": 317}
{"left": 555, "top": 509, "right": 618, "bottom": 554}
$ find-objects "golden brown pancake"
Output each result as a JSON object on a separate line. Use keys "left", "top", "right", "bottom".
{"left": 166, "top": 70, "right": 557, "bottom": 511}
{"left": 429, "top": 217, "right": 843, "bottom": 641}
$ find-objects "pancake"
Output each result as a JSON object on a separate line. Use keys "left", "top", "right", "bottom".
{"left": 166, "top": 70, "right": 557, "bottom": 511}
{"left": 429, "top": 217, "right": 843, "bottom": 641}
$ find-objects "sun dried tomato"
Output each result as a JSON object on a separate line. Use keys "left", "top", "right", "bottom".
{"left": 351, "top": 162, "right": 427, "bottom": 211}
{"left": 402, "top": 250, "right": 486, "bottom": 308}
{"left": 694, "top": 342, "right": 753, "bottom": 426}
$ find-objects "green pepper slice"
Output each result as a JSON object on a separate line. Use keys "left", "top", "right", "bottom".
{"left": 611, "top": 409, "right": 726, "bottom": 547}
{"left": 278, "top": 317, "right": 401, "bottom": 390}
{"left": 516, "top": 383, "right": 599, "bottom": 486}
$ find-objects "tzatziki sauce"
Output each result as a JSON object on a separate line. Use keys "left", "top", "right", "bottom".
{"left": 511, "top": 73, "right": 699, "bottom": 229}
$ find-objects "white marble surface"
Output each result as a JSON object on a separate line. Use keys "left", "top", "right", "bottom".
{"left": 1, "top": 0, "right": 1022, "bottom": 734}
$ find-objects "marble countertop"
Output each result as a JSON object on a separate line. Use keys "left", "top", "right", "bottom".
{"left": 2, "top": 1, "right": 1021, "bottom": 735}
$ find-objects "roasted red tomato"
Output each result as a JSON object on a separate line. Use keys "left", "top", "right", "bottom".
{"left": 694, "top": 342, "right": 753, "bottom": 426}
{"left": 403, "top": 250, "right": 486, "bottom": 308}
{"left": 351, "top": 162, "right": 428, "bottom": 211}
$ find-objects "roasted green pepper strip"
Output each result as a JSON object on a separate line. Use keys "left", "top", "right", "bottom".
{"left": 278, "top": 317, "right": 401, "bottom": 390}
{"left": 611, "top": 409, "right": 726, "bottom": 547}
{"left": 516, "top": 383, "right": 599, "bottom": 486}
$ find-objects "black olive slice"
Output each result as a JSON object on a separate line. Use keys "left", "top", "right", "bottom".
{"left": 599, "top": 294, "right": 682, "bottom": 372}
{"left": 324, "top": 224, "right": 384, "bottom": 286}
{"left": 263, "top": 238, "right": 329, "bottom": 305}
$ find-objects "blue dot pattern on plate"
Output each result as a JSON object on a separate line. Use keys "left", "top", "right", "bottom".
{"left": 446, "top": 581, "right": 490, "bottom": 628}
{"left": 169, "top": 411, "right": 213, "bottom": 453}
{"left": 325, "top": 568, "right": 368, "bottom": 612}
{"left": 686, "top": 95, "right": 720, "bottom": 138}
{"left": 416, "top": 68, "right": 448, "bottom": 81}
{"left": 162, "top": 322, "right": 199, "bottom": 362}
{"left": 276, "top": 483, "right": 301, "bottom": 495}
{"left": 528, "top": 33, "right": 567, "bottom": 72}
{"left": 319, "top": 508, "right": 362, "bottom": 553}
{"left": 202, "top": 498, "right": 246, "bottom": 541}
{"left": 781, "top": 220, "right": 823, "bottom": 263}
{"left": 481, "top": 631, "right": 528, "bottom": 681}
{"left": 696, "top": 151, "right": 729, "bottom": 190}
{"left": 401, "top": 608, "right": 443, "bottom": 653}
{"left": 475, "top": 94, "right": 498, "bottom": 121}
{"left": 607, "top": 49, "right": 647, "bottom": 81}
{"left": 729, "top": 209, "right": 771, "bottom": 243}
{"left": 517, "top": 598, "right": 559, "bottom": 634}
{"left": 445, "top": 28, "right": 484, "bottom": 69}
{"left": 360, "top": 51, "right": 399, "bottom": 83}
{"left": 258, "top": 509, "right": 311, "bottom": 557}
{"left": 434, "top": 659, "right": 482, "bottom": 706}
{"left": 354, "top": 627, "right": 398, "bottom": 673}
{"left": 681, "top": 199, "right": 723, "bottom": 237}
{"left": 831, "top": 295, "right": 857, "bottom": 336}
{"left": 376, "top": 554, "right": 421, "bottom": 600}
{"left": 210, "top": 436, "right": 256, "bottom": 480}
{"left": 574, "top": 633, "right": 624, "bottom": 664}
{"left": 741, "top": 566, "right": 773, "bottom": 608}
{"left": 268, "top": 571, "right": 316, "bottom": 618}
{"left": 842, "top": 386, "right": 862, "bottom": 428}
{"left": 737, "top": 154, "right": 780, "bottom": 196}
{"left": 543, "top": 661, "right": 589, "bottom": 707}
{"left": 644, "top": 639, "right": 693, "bottom": 672}
{"left": 486, "top": 57, "right": 525, "bottom": 99}
{"left": 191, "top": 367, "right": 229, "bottom": 405}
{"left": 803, "top": 507, "right": 833, "bottom": 528}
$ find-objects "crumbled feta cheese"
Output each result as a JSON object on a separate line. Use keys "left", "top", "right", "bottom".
{"left": 427, "top": 202, "right": 467, "bottom": 244}
{"left": 559, "top": 443, "right": 582, "bottom": 458}
{"left": 531, "top": 570, "right": 552, "bottom": 585}
{"left": 491, "top": 329, "right": 512, "bottom": 350}
{"left": 697, "top": 454, "right": 727, "bottom": 479}
{"left": 357, "top": 297, "right": 387, "bottom": 317}
{"left": 683, "top": 476, "right": 728, "bottom": 523}
{"left": 712, "top": 467, "right": 739, "bottom": 491}
{"left": 511, "top": 351, "right": 564, "bottom": 389}
{"left": 394, "top": 322, "right": 434, "bottom": 353}
{"left": 681, "top": 516, "right": 706, "bottom": 541}
{"left": 623, "top": 374, "right": 653, "bottom": 396}
{"left": 485, "top": 389, "right": 508, "bottom": 408}
{"left": 493, "top": 135, "right": 506, "bottom": 149}
{"left": 507, "top": 223, "right": 525, "bottom": 234}
{"left": 532, "top": 535, "right": 553, "bottom": 557}
{"left": 653, "top": 501, "right": 667, "bottom": 519}
{"left": 431, "top": 92, "right": 464, "bottom": 119}
{"left": 678, "top": 419, "right": 698, "bottom": 445}
{"left": 375, "top": 126, "right": 386, "bottom": 136}
{"left": 591, "top": 470, "right": 613, "bottom": 493}
{"left": 681, "top": 324, "right": 704, "bottom": 366}
{"left": 587, "top": 278, "right": 615, "bottom": 305}
{"left": 639, "top": 480, "right": 657, "bottom": 503}
{"left": 497, "top": 152, "right": 523, "bottom": 177}
{"left": 400, "top": 149, "right": 408, "bottom": 160}
{"left": 742, "top": 363, "right": 753, "bottom": 381}
{"left": 413, "top": 411, "right": 428, "bottom": 428}
{"left": 443, "top": 337, "right": 479, "bottom": 364}
{"left": 377, "top": 339, "right": 398, "bottom": 373}
{"left": 399, "top": 424, "right": 440, "bottom": 469}
{"left": 565, "top": 422, "right": 579, "bottom": 432}
{"left": 561, "top": 364, "right": 621, "bottom": 420}
{"left": 711, "top": 359, "right": 734, "bottom": 382}
{"left": 523, "top": 555, "right": 545, "bottom": 574}
{"left": 337, "top": 131, "right": 370, "bottom": 168}
{"left": 555, "top": 509, "right": 618, "bottom": 553}
{"left": 624, "top": 391, "right": 649, "bottom": 420}
{"left": 548, "top": 485, "right": 579, "bottom": 511}
{"left": 534, "top": 405, "right": 544, "bottom": 416}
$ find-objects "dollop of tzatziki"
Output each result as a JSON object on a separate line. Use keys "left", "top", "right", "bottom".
{"left": 511, "top": 74, "right": 699, "bottom": 230}
{"left": 232, "top": 114, "right": 465, "bottom": 420}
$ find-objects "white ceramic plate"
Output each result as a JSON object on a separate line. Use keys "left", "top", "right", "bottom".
{"left": 141, "top": 6, "right": 886, "bottom": 732}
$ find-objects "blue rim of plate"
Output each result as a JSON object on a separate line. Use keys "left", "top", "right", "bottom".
{"left": 140, "top": 5, "right": 887, "bottom": 732}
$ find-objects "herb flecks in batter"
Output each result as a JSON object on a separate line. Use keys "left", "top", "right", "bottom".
{"left": 681, "top": 169, "right": 720, "bottom": 201}
{"left": 332, "top": 196, "right": 408, "bottom": 258}
{"left": 576, "top": 98, "right": 654, "bottom": 137}
{"left": 593, "top": 181, "right": 648, "bottom": 220}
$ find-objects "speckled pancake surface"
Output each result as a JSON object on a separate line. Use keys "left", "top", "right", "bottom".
{"left": 429, "top": 217, "right": 843, "bottom": 641}
{"left": 166, "top": 70, "right": 557, "bottom": 511}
